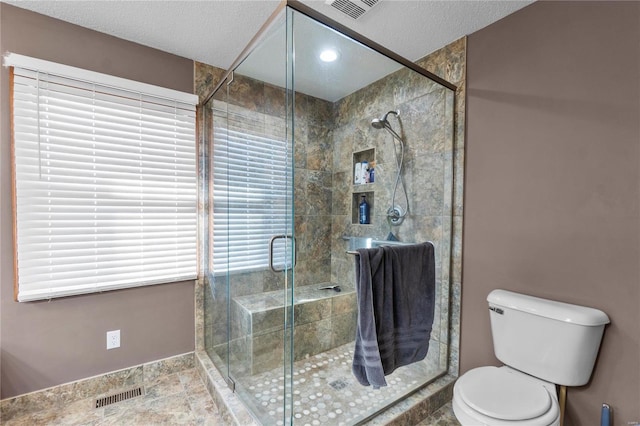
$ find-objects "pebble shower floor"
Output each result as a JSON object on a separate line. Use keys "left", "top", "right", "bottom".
{"left": 240, "top": 342, "right": 441, "bottom": 425}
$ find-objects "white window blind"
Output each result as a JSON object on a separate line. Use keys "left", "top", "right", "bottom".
{"left": 212, "top": 107, "right": 293, "bottom": 275}
{"left": 6, "top": 53, "right": 198, "bottom": 302}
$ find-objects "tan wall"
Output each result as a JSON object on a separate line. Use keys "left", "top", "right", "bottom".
{"left": 0, "top": 4, "right": 195, "bottom": 398}
{"left": 463, "top": 1, "right": 640, "bottom": 424}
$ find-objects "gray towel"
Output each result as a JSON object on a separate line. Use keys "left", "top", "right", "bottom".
{"left": 352, "top": 242, "right": 435, "bottom": 388}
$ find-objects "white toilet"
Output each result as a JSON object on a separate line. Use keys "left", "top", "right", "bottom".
{"left": 453, "top": 289, "right": 610, "bottom": 426}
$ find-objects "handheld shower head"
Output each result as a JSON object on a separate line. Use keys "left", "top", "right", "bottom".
{"left": 371, "top": 118, "right": 386, "bottom": 129}
{"left": 371, "top": 110, "right": 399, "bottom": 129}
{"left": 370, "top": 109, "right": 408, "bottom": 225}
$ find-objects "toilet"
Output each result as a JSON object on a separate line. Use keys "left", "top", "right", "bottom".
{"left": 453, "top": 289, "right": 610, "bottom": 426}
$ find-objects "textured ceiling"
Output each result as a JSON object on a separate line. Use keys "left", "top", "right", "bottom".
{"left": 2, "top": 0, "right": 533, "bottom": 71}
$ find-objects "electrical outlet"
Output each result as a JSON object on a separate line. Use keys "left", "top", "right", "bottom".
{"left": 106, "top": 330, "right": 120, "bottom": 350}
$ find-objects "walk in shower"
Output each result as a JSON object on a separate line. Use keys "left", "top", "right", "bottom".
{"left": 200, "top": 1, "right": 456, "bottom": 424}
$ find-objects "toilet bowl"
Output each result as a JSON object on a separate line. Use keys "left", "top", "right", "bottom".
{"left": 452, "top": 366, "right": 559, "bottom": 426}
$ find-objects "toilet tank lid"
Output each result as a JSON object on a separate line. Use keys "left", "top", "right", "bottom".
{"left": 488, "top": 289, "right": 610, "bottom": 326}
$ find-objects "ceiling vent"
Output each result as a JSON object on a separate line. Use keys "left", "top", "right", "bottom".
{"left": 326, "top": 0, "right": 380, "bottom": 20}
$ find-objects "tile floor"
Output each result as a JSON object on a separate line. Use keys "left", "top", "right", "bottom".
{"left": 3, "top": 369, "right": 224, "bottom": 425}
{"left": 3, "top": 366, "right": 459, "bottom": 426}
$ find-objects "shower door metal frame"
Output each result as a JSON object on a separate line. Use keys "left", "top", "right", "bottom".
{"left": 200, "top": 0, "right": 457, "bottom": 109}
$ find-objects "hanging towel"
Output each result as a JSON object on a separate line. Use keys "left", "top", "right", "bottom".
{"left": 352, "top": 242, "right": 435, "bottom": 388}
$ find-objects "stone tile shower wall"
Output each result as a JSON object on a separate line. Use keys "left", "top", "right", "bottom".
{"left": 194, "top": 36, "right": 465, "bottom": 378}
{"left": 330, "top": 69, "right": 454, "bottom": 371}
{"left": 332, "top": 38, "right": 466, "bottom": 377}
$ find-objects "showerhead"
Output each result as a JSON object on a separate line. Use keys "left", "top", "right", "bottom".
{"left": 371, "top": 110, "right": 399, "bottom": 129}
{"left": 371, "top": 118, "right": 386, "bottom": 129}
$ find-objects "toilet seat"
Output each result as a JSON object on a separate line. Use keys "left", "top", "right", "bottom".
{"left": 453, "top": 366, "right": 560, "bottom": 426}
{"left": 460, "top": 366, "right": 551, "bottom": 419}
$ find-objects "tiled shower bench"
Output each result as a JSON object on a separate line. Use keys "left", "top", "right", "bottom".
{"left": 230, "top": 283, "right": 357, "bottom": 375}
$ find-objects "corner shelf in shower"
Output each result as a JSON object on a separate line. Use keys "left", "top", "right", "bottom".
{"left": 352, "top": 148, "right": 376, "bottom": 225}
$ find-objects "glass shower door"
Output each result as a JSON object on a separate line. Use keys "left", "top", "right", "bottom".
{"left": 207, "top": 8, "right": 296, "bottom": 424}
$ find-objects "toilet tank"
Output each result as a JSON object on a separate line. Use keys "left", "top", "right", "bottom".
{"left": 487, "top": 289, "right": 610, "bottom": 386}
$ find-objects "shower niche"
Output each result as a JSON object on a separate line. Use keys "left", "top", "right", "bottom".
{"left": 351, "top": 191, "right": 374, "bottom": 225}
{"left": 201, "top": 1, "right": 456, "bottom": 424}
{"left": 352, "top": 148, "right": 375, "bottom": 225}
{"left": 352, "top": 147, "right": 375, "bottom": 185}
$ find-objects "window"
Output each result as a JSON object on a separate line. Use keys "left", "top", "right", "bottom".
{"left": 7, "top": 53, "right": 198, "bottom": 302}
{"left": 211, "top": 106, "right": 292, "bottom": 275}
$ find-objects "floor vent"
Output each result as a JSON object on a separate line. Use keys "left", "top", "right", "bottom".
{"left": 326, "top": 0, "right": 380, "bottom": 20}
{"left": 95, "top": 387, "right": 144, "bottom": 408}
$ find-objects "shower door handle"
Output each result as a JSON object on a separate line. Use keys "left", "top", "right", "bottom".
{"left": 269, "top": 235, "right": 297, "bottom": 272}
